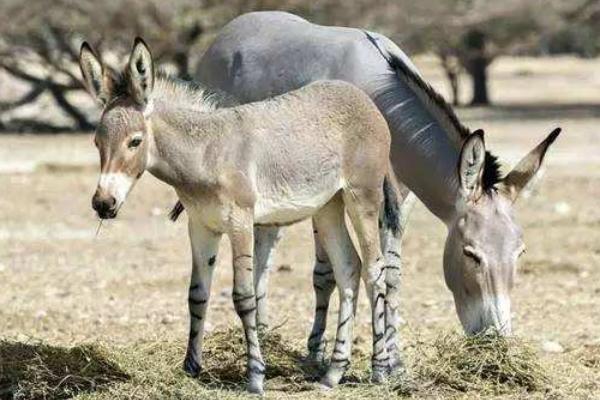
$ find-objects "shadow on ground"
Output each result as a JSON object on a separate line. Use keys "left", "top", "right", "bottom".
{"left": 0, "top": 340, "right": 129, "bottom": 400}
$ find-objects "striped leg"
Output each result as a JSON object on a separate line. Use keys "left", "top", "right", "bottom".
{"left": 344, "top": 187, "right": 388, "bottom": 383}
{"left": 253, "top": 226, "right": 282, "bottom": 333}
{"left": 313, "top": 195, "right": 361, "bottom": 388}
{"left": 307, "top": 222, "right": 337, "bottom": 364}
{"left": 183, "top": 220, "right": 222, "bottom": 377}
{"left": 229, "top": 213, "right": 265, "bottom": 394}
{"left": 381, "top": 190, "right": 415, "bottom": 375}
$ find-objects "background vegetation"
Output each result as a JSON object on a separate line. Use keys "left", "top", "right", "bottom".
{"left": 1, "top": 0, "right": 600, "bottom": 131}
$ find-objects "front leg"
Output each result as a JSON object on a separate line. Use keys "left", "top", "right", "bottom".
{"left": 184, "top": 220, "right": 222, "bottom": 377}
{"left": 229, "top": 211, "right": 265, "bottom": 394}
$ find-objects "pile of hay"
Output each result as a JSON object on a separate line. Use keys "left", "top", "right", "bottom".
{"left": 413, "top": 331, "right": 550, "bottom": 395}
{"left": 200, "top": 328, "right": 323, "bottom": 391}
{"left": 0, "top": 340, "right": 128, "bottom": 400}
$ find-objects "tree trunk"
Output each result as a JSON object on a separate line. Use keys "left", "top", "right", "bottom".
{"left": 468, "top": 57, "right": 489, "bottom": 106}
{"left": 439, "top": 53, "right": 461, "bottom": 106}
{"left": 462, "top": 29, "right": 492, "bottom": 106}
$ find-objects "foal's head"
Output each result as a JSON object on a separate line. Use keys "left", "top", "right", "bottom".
{"left": 444, "top": 128, "right": 560, "bottom": 335}
{"left": 79, "top": 38, "right": 155, "bottom": 219}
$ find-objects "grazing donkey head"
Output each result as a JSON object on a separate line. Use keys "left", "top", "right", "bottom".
{"left": 79, "top": 38, "right": 155, "bottom": 219}
{"left": 443, "top": 128, "right": 560, "bottom": 335}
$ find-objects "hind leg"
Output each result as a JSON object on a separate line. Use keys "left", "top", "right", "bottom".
{"left": 253, "top": 226, "right": 282, "bottom": 332}
{"left": 313, "top": 195, "right": 361, "bottom": 388}
{"left": 307, "top": 222, "right": 337, "bottom": 364}
{"left": 380, "top": 181, "right": 416, "bottom": 375}
{"left": 344, "top": 186, "right": 388, "bottom": 383}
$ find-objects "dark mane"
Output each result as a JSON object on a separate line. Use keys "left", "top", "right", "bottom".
{"left": 483, "top": 151, "right": 503, "bottom": 191}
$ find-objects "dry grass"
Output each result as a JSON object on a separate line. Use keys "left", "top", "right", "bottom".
{"left": 413, "top": 332, "right": 549, "bottom": 396}
{"left": 0, "top": 340, "right": 128, "bottom": 400}
{"left": 0, "top": 329, "right": 559, "bottom": 399}
{"left": 2, "top": 56, "right": 600, "bottom": 399}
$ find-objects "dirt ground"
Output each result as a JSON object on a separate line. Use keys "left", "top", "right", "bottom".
{"left": 1, "top": 56, "right": 599, "bottom": 399}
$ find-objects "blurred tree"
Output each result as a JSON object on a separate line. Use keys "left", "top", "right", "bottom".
{"left": 0, "top": 0, "right": 220, "bottom": 130}
{"left": 0, "top": 0, "right": 594, "bottom": 130}
{"left": 384, "top": 0, "right": 564, "bottom": 106}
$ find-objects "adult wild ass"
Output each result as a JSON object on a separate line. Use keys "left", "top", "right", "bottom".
{"left": 80, "top": 38, "right": 397, "bottom": 392}
{"left": 179, "top": 10, "right": 561, "bottom": 371}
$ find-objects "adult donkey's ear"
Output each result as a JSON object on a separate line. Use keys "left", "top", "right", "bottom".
{"left": 458, "top": 129, "right": 486, "bottom": 202}
{"left": 128, "top": 37, "right": 155, "bottom": 108}
{"left": 79, "top": 42, "right": 111, "bottom": 105}
{"left": 498, "top": 128, "right": 561, "bottom": 202}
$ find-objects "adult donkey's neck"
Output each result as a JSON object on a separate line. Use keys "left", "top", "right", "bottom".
{"left": 368, "top": 42, "right": 473, "bottom": 224}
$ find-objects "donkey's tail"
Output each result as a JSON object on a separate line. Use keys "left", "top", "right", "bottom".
{"left": 169, "top": 201, "right": 185, "bottom": 222}
{"left": 382, "top": 174, "right": 400, "bottom": 236}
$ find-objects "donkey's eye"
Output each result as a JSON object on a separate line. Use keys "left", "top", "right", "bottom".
{"left": 463, "top": 246, "right": 482, "bottom": 265}
{"left": 129, "top": 136, "right": 143, "bottom": 148}
{"left": 518, "top": 246, "right": 527, "bottom": 258}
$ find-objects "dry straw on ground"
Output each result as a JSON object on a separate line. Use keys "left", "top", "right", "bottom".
{"left": 0, "top": 328, "right": 555, "bottom": 399}
{"left": 412, "top": 331, "right": 550, "bottom": 396}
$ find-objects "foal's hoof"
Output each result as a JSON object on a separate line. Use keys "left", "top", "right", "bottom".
{"left": 183, "top": 355, "right": 201, "bottom": 377}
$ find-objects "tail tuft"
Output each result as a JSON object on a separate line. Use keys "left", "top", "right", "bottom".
{"left": 169, "top": 201, "right": 185, "bottom": 222}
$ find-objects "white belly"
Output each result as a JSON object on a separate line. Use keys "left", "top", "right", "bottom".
{"left": 254, "top": 183, "right": 341, "bottom": 225}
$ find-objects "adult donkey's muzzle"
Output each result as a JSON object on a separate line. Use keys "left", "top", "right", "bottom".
{"left": 92, "top": 189, "right": 117, "bottom": 219}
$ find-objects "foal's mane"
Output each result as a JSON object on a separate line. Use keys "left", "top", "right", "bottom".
{"left": 364, "top": 32, "right": 502, "bottom": 190}
{"left": 106, "top": 68, "right": 233, "bottom": 113}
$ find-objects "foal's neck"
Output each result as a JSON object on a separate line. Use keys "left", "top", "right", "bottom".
{"left": 145, "top": 99, "right": 227, "bottom": 188}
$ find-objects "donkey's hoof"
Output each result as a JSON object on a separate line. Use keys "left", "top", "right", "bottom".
{"left": 315, "top": 381, "right": 334, "bottom": 391}
{"left": 247, "top": 380, "right": 264, "bottom": 396}
{"left": 320, "top": 367, "right": 344, "bottom": 389}
{"left": 371, "top": 367, "right": 388, "bottom": 384}
{"left": 183, "top": 355, "right": 201, "bottom": 377}
{"left": 387, "top": 357, "right": 406, "bottom": 378}
{"left": 306, "top": 350, "right": 326, "bottom": 366}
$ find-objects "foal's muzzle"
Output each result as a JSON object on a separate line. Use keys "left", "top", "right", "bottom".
{"left": 92, "top": 190, "right": 117, "bottom": 219}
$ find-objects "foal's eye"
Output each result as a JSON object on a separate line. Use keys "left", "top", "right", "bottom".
{"left": 463, "top": 246, "right": 482, "bottom": 265}
{"left": 128, "top": 136, "right": 143, "bottom": 148}
{"left": 518, "top": 246, "right": 527, "bottom": 258}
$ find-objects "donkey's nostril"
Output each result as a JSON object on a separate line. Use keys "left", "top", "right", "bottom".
{"left": 92, "top": 193, "right": 117, "bottom": 217}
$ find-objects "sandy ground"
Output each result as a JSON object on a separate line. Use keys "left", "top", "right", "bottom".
{"left": 1, "top": 57, "right": 599, "bottom": 399}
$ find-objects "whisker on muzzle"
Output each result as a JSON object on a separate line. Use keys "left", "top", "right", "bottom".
{"left": 95, "top": 219, "right": 104, "bottom": 238}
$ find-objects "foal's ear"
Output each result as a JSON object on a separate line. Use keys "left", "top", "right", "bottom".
{"left": 498, "top": 128, "right": 561, "bottom": 202}
{"left": 79, "top": 42, "right": 111, "bottom": 105}
{"left": 458, "top": 129, "right": 486, "bottom": 202}
{"left": 128, "top": 37, "right": 155, "bottom": 108}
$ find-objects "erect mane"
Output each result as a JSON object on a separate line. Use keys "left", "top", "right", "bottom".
{"left": 104, "top": 68, "right": 234, "bottom": 112}
{"left": 364, "top": 32, "right": 503, "bottom": 190}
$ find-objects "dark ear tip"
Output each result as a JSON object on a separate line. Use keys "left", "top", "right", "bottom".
{"left": 470, "top": 128, "right": 485, "bottom": 142}
{"left": 80, "top": 41, "right": 92, "bottom": 54}
{"left": 134, "top": 37, "right": 148, "bottom": 48}
{"left": 548, "top": 127, "right": 561, "bottom": 142}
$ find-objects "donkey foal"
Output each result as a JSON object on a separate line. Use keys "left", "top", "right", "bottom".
{"left": 80, "top": 38, "right": 392, "bottom": 393}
